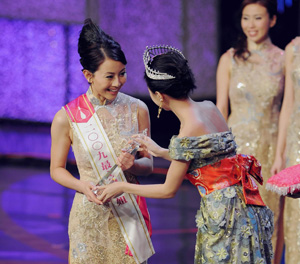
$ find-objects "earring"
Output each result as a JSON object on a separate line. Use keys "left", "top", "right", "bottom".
{"left": 89, "top": 79, "right": 94, "bottom": 92}
{"left": 157, "top": 99, "right": 163, "bottom": 118}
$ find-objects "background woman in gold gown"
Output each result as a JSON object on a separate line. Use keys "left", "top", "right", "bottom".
{"left": 216, "top": 0, "right": 285, "bottom": 263}
{"left": 271, "top": 36, "right": 300, "bottom": 264}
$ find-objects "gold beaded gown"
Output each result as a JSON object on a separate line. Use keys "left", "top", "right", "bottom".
{"left": 227, "top": 38, "right": 285, "bottom": 250}
{"left": 65, "top": 89, "right": 150, "bottom": 264}
{"left": 284, "top": 38, "right": 300, "bottom": 264}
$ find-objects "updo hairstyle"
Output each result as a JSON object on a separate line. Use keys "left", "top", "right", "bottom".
{"left": 144, "top": 52, "right": 196, "bottom": 99}
{"left": 78, "top": 18, "right": 127, "bottom": 73}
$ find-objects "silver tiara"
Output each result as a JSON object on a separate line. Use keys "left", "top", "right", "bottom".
{"left": 143, "top": 45, "right": 186, "bottom": 80}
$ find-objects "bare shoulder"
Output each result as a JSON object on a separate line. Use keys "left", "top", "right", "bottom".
{"left": 292, "top": 36, "right": 300, "bottom": 46}
{"left": 137, "top": 99, "right": 150, "bottom": 116}
{"left": 285, "top": 37, "right": 300, "bottom": 53}
{"left": 137, "top": 99, "right": 150, "bottom": 126}
{"left": 201, "top": 100, "right": 220, "bottom": 113}
{"left": 218, "top": 50, "right": 232, "bottom": 65}
{"left": 284, "top": 39, "right": 297, "bottom": 61}
{"left": 136, "top": 99, "right": 150, "bottom": 134}
{"left": 202, "top": 100, "right": 223, "bottom": 116}
{"left": 217, "top": 50, "right": 232, "bottom": 77}
{"left": 202, "top": 100, "right": 216, "bottom": 108}
{"left": 51, "top": 109, "right": 70, "bottom": 130}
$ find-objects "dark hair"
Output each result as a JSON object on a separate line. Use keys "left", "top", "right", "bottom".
{"left": 233, "top": 0, "right": 277, "bottom": 60}
{"left": 78, "top": 18, "right": 127, "bottom": 73}
{"left": 144, "top": 52, "right": 196, "bottom": 99}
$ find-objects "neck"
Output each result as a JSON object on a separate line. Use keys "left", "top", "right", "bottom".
{"left": 247, "top": 37, "right": 272, "bottom": 51}
{"left": 87, "top": 86, "right": 108, "bottom": 106}
{"left": 169, "top": 97, "right": 195, "bottom": 125}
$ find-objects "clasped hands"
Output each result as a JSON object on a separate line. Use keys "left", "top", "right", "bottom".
{"left": 92, "top": 134, "right": 159, "bottom": 204}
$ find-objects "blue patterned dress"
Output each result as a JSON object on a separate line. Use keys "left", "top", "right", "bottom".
{"left": 168, "top": 131, "right": 274, "bottom": 264}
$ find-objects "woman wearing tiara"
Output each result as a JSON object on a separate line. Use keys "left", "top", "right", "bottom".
{"left": 216, "top": 1, "right": 284, "bottom": 261}
{"left": 50, "top": 19, "right": 153, "bottom": 264}
{"left": 97, "top": 45, "right": 274, "bottom": 263}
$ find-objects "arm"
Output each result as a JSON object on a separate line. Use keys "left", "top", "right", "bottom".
{"left": 50, "top": 109, "right": 101, "bottom": 204}
{"left": 216, "top": 51, "right": 231, "bottom": 121}
{"left": 98, "top": 159, "right": 190, "bottom": 202}
{"left": 124, "top": 100, "right": 153, "bottom": 176}
{"left": 271, "top": 42, "right": 294, "bottom": 175}
{"left": 133, "top": 135, "right": 172, "bottom": 161}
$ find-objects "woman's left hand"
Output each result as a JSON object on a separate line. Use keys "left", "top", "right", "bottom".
{"left": 96, "top": 182, "right": 125, "bottom": 204}
{"left": 117, "top": 150, "right": 135, "bottom": 171}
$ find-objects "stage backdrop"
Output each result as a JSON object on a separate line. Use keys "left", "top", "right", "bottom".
{"left": 0, "top": 0, "right": 218, "bottom": 123}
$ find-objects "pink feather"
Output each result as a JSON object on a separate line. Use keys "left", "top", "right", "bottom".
{"left": 266, "top": 164, "right": 300, "bottom": 196}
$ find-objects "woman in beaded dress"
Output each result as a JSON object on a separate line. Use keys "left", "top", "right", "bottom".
{"left": 216, "top": 1, "right": 284, "bottom": 262}
{"left": 50, "top": 19, "right": 153, "bottom": 264}
{"left": 98, "top": 46, "right": 274, "bottom": 263}
{"left": 271, "top": 37, "right": 300, "bottom": 264}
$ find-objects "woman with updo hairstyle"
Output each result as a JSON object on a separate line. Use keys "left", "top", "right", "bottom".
{"left": 98, "top": 45, "right": 274, "bottom": 263}
{"left": 216, "top": 1, "right": 285, "bottom": 262}
{"left": 50, "top": 19, "right": 153, "bottom": 263}
{"left": 144, "top": 51, "right": 196, "bottom": 100}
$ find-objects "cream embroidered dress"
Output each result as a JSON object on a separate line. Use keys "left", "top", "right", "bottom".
{"left": 169, "top": 131, "right": 274, "bottom": 264}
{"left": 284, "top": 38, "right": 300, "bottom": 264}
{"left": 227, "top": 39, "right": 284, "bottom": 249}
{"left": 66, "top": 89, "right": 146, "bottom": 264}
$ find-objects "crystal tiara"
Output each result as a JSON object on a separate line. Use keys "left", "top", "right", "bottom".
{"left": 143, "top": 45, "right": 186, "bottom": 80}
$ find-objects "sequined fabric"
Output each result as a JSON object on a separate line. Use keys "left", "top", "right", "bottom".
{"left": 169, "top": 131, "right": 274, "bottom": 263}
{"left": 66, "top": 90, "right": 144, "bottom": 264}
{"left": 284, "top": 39, "right": 300, "bottom": 264}
{"left": 227, "top": 41, "right": 284, "bottom": 250}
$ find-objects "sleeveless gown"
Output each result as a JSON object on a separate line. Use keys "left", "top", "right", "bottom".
{"left": 284, "top": 38, "right": 300, "bottom": 264}
{"left": 168, "top": 131, "right": 274, "bottom": 263}
{"left": 65, "top": 89, "right": 149, "bottom": 264}
{"left": 227, "top": 40, "right": 284, "bottom": 250}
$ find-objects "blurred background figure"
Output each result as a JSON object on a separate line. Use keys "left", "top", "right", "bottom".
{"left": 271, "top": 36, "right": 300, "bottom": 264}
{"left": 216, "top": 0, "right": 285, "bottom": 263}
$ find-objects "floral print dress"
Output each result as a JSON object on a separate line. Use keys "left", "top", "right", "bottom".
{"left": 168, "top": 131, "right": 274, "bottom": 264}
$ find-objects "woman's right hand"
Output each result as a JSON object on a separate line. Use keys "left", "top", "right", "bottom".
{"left": 80, "top": 181, "right": 102, "bottom": 204}
{"left": 132, "top": 134, "right": 163, "bottom": 157}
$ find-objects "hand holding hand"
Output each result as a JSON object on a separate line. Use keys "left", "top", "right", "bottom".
{"left": 117, "top": 150, "right": 135, "bottom": 171}
{"left": 80, "top": 181, "right": 102, "bottom": 205}
{"left": 96, "top": 182, "right": 125, "bottom": 204}
{"left": 132, "top": 134, "right": 163, "bottom": 157}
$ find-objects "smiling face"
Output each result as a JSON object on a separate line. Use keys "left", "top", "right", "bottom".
{"left": 84, "top": 58, "right": 127, "bottom": 103}
{"left": 241, "top": 3, "right": 276, "bottom": 45}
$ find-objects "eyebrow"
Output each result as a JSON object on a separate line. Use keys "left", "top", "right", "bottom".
{"left": 105, "top": 68, "right": 126, "bottom": 75}
{"left": 242, "top": 12, "right": 265, "bottom": 16}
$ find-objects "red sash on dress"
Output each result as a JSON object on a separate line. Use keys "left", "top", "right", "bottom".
{"left": 125, "top": 195, "right": 152, "bottom": 256}
{"left": 187, "top": 154, "right": 265, "bottom": 206}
